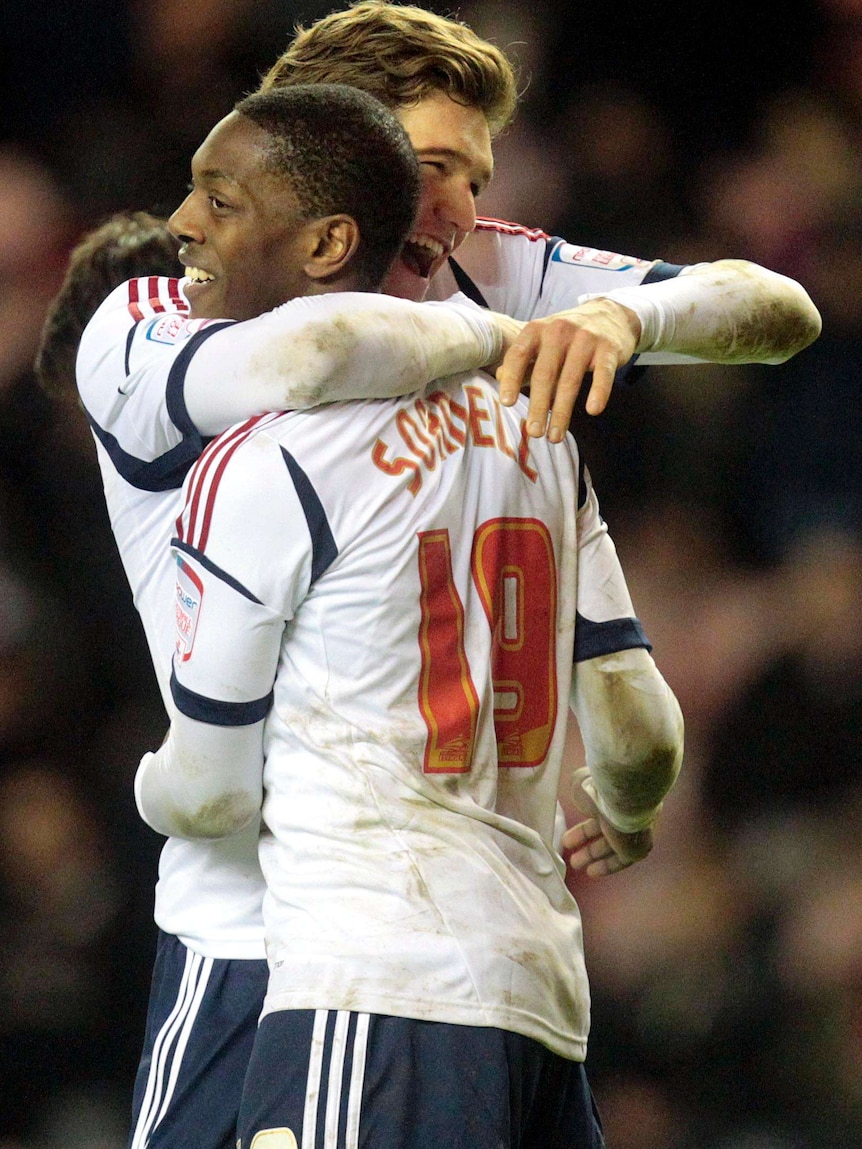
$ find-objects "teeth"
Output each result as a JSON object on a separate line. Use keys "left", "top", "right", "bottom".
{"left": 406, "top": 233, "right": 445, "bottom": 259}
{"left": 185, "top": 267, "right": 214, "bottom": 283}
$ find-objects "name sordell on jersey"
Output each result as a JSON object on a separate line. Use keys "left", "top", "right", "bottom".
{"left": 372, "top": 386, "right": 537, "bottom": 495}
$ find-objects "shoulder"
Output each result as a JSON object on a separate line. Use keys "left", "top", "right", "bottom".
{"left": 434, "top": 219, "right": 665, "bottom": 319}
{"left": 178, "top": 413, "right": 296, "bottom": 546}
{"left": 86, "top": 276, "right": 189, "bottom": 332}
{"left": 77, "top": 276, "right": 192, "bottom": 384}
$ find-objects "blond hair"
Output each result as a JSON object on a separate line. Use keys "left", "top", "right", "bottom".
{"left": 260, "top": 1, "right": 518, "bottom": 136}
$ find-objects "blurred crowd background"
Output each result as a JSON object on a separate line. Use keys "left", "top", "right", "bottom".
{"left": 1, "top": 1, "right": 861, "bottom": 1146}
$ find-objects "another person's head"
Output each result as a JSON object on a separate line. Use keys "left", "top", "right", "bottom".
{"left": 35, "top": 211, "right": 179, "bottom": 403}
{"left": 261, "top": 1, "right": 519, "bottom": 300}
{"left": 169, "top": 83, "right": 420, "bottom": 321}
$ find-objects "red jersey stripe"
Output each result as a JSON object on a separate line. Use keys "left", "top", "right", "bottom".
{"left": 127, "top": 279, "right": 144, "bottom": 323}
{"left": 168, "top": 278, "right": 185, "bottom": 311}
{"left": 181, "top": 415, "right": 277, "bottom": 551}
{"left": 475, "top": 217, "right": 549, "bottom": 241}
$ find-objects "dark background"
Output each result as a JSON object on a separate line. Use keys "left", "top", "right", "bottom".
{"left": 1, "top": 3, "right": 861, "bottom": 1147}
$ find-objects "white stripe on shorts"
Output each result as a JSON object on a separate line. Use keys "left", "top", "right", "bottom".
{"left": 301, "top": 1010, "right": 369, "bottom": 1149}
{"left": 130, "top": 947, "right": 214, "bottom": 1149}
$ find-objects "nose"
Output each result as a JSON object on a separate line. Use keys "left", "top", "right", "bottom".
{"left": 168, "top": 193, "right": 204, "bottom": 245}
{"left": 434, "top": 177, "right": 476, "bottom": 238}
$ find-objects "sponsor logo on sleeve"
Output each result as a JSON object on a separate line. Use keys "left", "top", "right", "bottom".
{"left": 175, "top": 556, "right": 204, "bottom": 661}
{"left": 145, "top": 315, "right": 212, "bottom": 344}
{"left": 551, "top": 244, "right": 650, "bottom": 272}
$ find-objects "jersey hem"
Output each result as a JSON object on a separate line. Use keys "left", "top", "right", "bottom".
{"left": 260, "top": 990, "right": 588, "bottom": 1063}
{"left": 168, "top": 929, "right": 267, "bottom": 961}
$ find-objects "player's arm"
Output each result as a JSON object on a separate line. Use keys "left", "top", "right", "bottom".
{"left": 77, "top": 279, "right": 505, "bottom": 447}
{"left": 446, "top": 226, "right": 820, "bottom": 437}
{"left": 498, "top": 259, "right": 821, "bottom": 439}
{"left": 564, "top": 649, "right": 683, "bottom": 875}
{"left": 561, "top": 472, "right": 684, "bottom": 876}
{"left": 182, "top": 291, "right": 509, "bottom": 433}
{"left": 134, "top": 422, "right": 307, "bottom": 838}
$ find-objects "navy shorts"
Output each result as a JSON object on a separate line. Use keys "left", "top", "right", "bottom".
{"left": 238, "top": 1009, "right": 605, "bottom": 1149}
{"left": 127, "top": 930, "right": 269, "bottom": 1149}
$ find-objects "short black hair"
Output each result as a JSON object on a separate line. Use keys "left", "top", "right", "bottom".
{"left": 35, "top": 211, "right": 179, "bottom": 402}
{"left": 234, "top": 84, "right": 419, "bottom": 290}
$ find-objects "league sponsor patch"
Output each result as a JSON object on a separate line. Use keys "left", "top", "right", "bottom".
{"left": 145, "top": 315, "right": 211, "bottom": 345}
{"left": 175, "top": 556, "right": 204, "bottom": 662}
{"left": 551, "top": 243, "right": 649, "bottom": 272}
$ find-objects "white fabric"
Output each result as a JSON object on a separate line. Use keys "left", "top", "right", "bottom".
{"left": 137, "top": 376, "right": 653, "bottom": 1060}
{"left": 570, "top": 648, "right": 684, "bottom": 833}
{"left": 578, "top": 260, "right": 817, "bottom": 364}
{"left": 77, "top": 277, "right": 503, "bottom": 958}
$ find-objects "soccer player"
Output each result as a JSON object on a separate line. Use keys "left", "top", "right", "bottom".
{"left": 133, "top": 100, "right": 685, "bottom": 1149}
{"left": 71, "top": 85, "right": 514, "bottom": 1149}
{"left": 73, "top": 7, "right": 821, "bottom": 1147}
{"left": 262, "top": 0, "right": 822, "bottom": 439}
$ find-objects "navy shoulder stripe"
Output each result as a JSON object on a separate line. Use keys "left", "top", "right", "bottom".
{"left": 577, "top": 460, "right": 588, "bottom": 510}
{"left": 280, "top": 448, "right": 338, "bottom": 584}
{"left": 90, "top": 320, "right": 231, "bottom": 491}
{"left": 574, "top": 613, "right": 652, "bottom": 662}
{"left": 165, "top": 321, "right": 233, "bottom": 434}
{"left": 642, "top": 261, "right": 686, "bottom": 284}
{"left": 172, "top": 539, "right": 264, "bottom": 604}
{"left": 539, "top": 236, "right": 561, "bottom": 293}
{"left": 84, "top": 405, "right": 208, "bottom": 492}
{"left": 171, "top": 666, "right": 272, "bottom": 726}
{"left": 446, "top": 257, "right": 489, "bottom": 309}
{"left": 124, "top": 323, "right": 137, "bottom": 377}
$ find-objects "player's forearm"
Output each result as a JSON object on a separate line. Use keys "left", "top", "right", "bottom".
{"left": 581, "top": 259, "right": 822, "bottom": 365}
{"left": 570, "top": 647, "right": 684, "bottom": 833}
{"left": 186, "top": 293, "right": 502, "bottom": 434}
{"left": 135, "top": 713, "right": 264, "bottom": 840}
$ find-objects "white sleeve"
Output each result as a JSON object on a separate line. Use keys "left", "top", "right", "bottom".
{"left": 573, "top": 474, "right": 651, "bottom": 659}
{"left": 135, "top": 425, "right": 307, "bottom": 839}
{"left": 77, "top": 282, "right": 502, "bottom": 466}
{"left": 578, "top": 259, "right": 822, "bottom": 365}
{"left": 567, "top": 468, "right": 683, "bottom": 832}
{"left": 569, "top": 647, "right": 684, "bottom": 833}
{"left": 183, "top": 292, "right": 502, "bottom": 433}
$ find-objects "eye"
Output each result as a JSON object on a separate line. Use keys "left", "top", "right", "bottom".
{"left": 208, "top": 194, "right": 231, "bottom": 211}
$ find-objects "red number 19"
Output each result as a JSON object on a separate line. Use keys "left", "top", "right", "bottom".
{"left": 417, "top": 518, "right": 558, "bottom": 773}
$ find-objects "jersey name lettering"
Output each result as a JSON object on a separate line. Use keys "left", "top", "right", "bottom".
{"left": 372, "top": 388, "right": 536, "bottom": 494}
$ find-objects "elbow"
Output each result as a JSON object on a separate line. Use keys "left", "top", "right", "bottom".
{"left": 768, "top": 286, "right": 822, "bottom": 363}
{"left": 717, "top": 259, "right": 823, "bottom": 363}
{"left": 170, "top": 790, "right": 260, "bottom": 840}
{"left": 613, "top": 690, "right": 685, "bottom": 802}
{"left": 632, "top": 737, "right": 683, "bottom": 799}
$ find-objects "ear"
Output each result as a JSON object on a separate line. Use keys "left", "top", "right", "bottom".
{"left": 303, "top": 214, "right": 361, "bottom": 281}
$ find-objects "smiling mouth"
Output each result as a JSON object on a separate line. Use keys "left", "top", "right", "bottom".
{"left": 185, "top": 267, "right": 215, "bottom": 284}
{"left": 400, "top": 235, "right": 447, "bottom": 279}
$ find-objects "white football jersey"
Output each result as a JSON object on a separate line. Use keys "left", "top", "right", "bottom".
{"left": 428, "top": 218, "right": 686, "bottom": 363}
{"left": 79, "top": 223, "right": 677, "bottom": 960}
{"left": 76, "top": 275, "right": 501, "bottom": 957}
{"left": 166, "top": 374, "right": 650, "bottom": 1060}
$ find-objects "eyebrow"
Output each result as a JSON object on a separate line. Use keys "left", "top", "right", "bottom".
{"left": 194, "top": 167, "right": 241, "bottom": 186}
{"left": 415, "top": 146, "right": 493, "bottom": 186}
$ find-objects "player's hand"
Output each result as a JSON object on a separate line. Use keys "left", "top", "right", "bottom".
{"left": 495, "top": 298, "right": 641, "bottom": 440}
{"left": 562, "top": 767, "right": 654, "bottom": 877}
